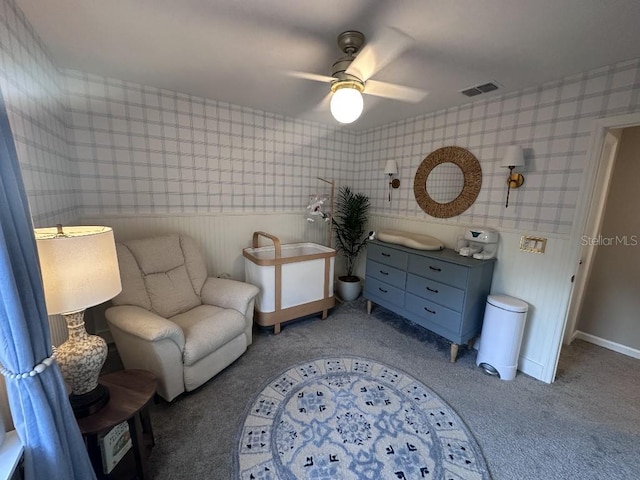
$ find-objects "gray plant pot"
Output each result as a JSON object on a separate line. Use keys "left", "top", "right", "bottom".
{"left": 336, "top": 276, "right": 362, "bottom": 301}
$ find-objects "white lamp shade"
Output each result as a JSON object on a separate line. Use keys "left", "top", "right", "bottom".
{"left": 501, "top": 145, "right": 525, "bottom": 168}
{"left": 384, "top": 160, "right": 398, "bottom": 175}
{"left": 330, "top": 87, "right": 364, "bottom": 124}
{"left": 35, "top": 226, "right": 122, "bottom": 315}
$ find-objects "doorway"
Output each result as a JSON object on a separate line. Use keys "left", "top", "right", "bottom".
{"left": 562, "top": 115, "right": 640, "bottom": 362}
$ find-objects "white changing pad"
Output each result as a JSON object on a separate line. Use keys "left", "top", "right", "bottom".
{"left": 377, "top": 229, "right": 444, "bottom": 251}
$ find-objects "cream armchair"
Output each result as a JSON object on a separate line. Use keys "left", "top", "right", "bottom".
{"left": 105, "top": 234, "right": 259, "bottom": 401}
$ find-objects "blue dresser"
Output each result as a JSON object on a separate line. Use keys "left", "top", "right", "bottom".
{"left": 364, "top": 240, "right": 495, "bottom": 362}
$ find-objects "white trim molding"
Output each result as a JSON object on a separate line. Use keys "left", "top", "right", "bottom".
{"left": 573, "top": 330, "right": 640, "bottom": 360}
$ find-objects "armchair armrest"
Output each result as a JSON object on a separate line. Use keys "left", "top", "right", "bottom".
{"left": 105, "top": 305, "right": 186, "bottom": 401}
{"left": 105, "top": 305, "right": 185, "bottom": 350}
{"left": 200, "top": 277, "right": 259, "bottom": 314}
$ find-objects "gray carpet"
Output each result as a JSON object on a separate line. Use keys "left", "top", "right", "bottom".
{"left": 136, "top": 298, "right": 639, "bottom": 479}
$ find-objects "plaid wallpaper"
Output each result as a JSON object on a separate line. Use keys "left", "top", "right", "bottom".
{"left": 65, "top": 70, "right": 356, "bottom": 216}
{"left": 0, "top": 0, "right": 78, "bottom": 227}
{"left": 357, "top": 58, "right": 640, "bottom": 235}
{"left": 2, "top": 0, "right": 640, "bottom": 238}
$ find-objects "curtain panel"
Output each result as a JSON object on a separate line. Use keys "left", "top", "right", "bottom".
{"left": 0, "top": 89, "right": 96, "bottom": 479}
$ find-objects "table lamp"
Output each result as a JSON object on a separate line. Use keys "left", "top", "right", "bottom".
{"left": 35, "top": 225, "right": 121, "bottom": 417}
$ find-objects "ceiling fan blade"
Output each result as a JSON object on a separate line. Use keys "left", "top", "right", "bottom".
{"left": 364, "top": 79, "right": 428, "bottom": 103}
{"left": 287, "top": 71, "right": 334, "bottom": 83}
{"left": 346, "top": 27, "right": 413, "bottom": 82}
{"left": 313, "top": 92, "right": 332, "bottom": 112}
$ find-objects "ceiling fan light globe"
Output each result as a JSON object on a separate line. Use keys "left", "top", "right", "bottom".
{"left": 330, "top": 87, "right": 363, "bottom": 124}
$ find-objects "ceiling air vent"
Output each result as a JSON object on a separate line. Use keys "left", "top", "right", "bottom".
{"left": 461, "top": 81, "right": 500, "bottom": 97}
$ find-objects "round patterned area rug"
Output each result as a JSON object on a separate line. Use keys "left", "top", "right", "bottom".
{"left": 234, "top": 356, "right": 491, "bottom": 480}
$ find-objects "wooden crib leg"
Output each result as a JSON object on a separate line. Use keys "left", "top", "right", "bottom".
{"left": 274, "top": 323, "right": 281, "bottom": 334}
{"left": 321, "top": 309, "right": 328, "bottom": 320}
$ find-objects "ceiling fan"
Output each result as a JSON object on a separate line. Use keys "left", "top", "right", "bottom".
{"left": 290, "top": 28, "right": 428, "bottom": 124}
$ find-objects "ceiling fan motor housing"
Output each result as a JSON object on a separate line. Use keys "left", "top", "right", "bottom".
{"left": 337, "top": 30, "right": 365, "bottom": 55}
{"left": 332, "top": 31, "right": 366, "bottom": 84}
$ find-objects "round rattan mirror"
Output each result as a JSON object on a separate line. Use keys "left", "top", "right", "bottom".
{"left": 413, "top": 146, "right": 482, "bottom": 218}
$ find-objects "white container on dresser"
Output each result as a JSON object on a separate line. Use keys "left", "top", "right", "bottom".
{"left": 364, "top": 240, "right": 495, "bottom": 362}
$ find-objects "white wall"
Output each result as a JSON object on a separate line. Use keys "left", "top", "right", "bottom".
{"left": 0, "top": 0, "right": 78, "bottom": 227}
{"left": 354, "top": 60, "right": 640, "bottom": 381}
{"left": 70, "top": 58, "right": 640, "bottom": 383}
{"left": 3, "top": 0, "right": 640, "bottom": 392}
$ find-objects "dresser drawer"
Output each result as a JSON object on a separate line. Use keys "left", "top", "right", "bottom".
{"left": 408, "top": 255, "right": 468, "bottom": 289}
{"left": 406, "top": 273, "right": 464, "bottom": 311}
{"left": 368, "top": 243, "right": 408, "bottom": 270}
{"left": 405, "top": 293, "right": 462, "bottom": 333}
{"left": 367, "top": 259, "right": 406, "bottom": 289}
{"left": 365, "top": 277, "right": 405, "bottom": 307}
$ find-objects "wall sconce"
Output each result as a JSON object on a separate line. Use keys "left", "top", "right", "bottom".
{"left": 384, "top": 160, "right": 400, "bottom": 202}
{"left": 501, "top": 145, "right": 525, "bottom": 208}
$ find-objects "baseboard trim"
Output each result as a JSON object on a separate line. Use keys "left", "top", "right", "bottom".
{"left": 574, "top": 330, "right": 640, "bottom": 360}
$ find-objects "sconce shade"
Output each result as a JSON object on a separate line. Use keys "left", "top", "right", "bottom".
{"left": 501, "top": 145, "right": 525, "bottom": 167}
{"left": 35, "top": 226, "right": 121, "bottom": 315}
{"left": 330, "top": 86, "right": 364, "bottom": 124}
{"left": 384, "top": 160, "right": 398, "bottom": 175}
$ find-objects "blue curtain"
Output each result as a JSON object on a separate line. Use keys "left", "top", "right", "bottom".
{"left": 0, "top": 92, "right": 96, "bottom": 478}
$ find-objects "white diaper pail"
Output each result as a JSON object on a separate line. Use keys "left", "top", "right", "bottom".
{"left": 476, "top": 294, "right": 528, "bottom": 381}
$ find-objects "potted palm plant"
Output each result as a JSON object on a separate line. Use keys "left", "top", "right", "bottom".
{"left": 332, "top": 186, "right": 370, "bottom": 301}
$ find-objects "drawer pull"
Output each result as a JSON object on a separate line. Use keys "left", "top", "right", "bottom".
{"left": 381, "top": 252, "right": 391, "bottom": 257}
{"left": 426, "top": 286, "right": 439, "bottom": 293}
{"left": 429, "top": 266, "right": 442, "bottom": 272}
{"left": 378, "top": 287, "right": 388, "bottom": 293}
{"left": 379, "top": 270, "right": 389, "bottom": 276}
{"left": 423, "top": 307, "right": 436, "bottom": 314}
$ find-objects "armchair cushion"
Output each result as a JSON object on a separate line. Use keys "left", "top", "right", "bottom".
{"left": 170, "top": 305, "right": 246, "bottom": 366}
{"left": 112, "top": 234, "right": 203, "bottom": 318}
{"left": 145, "top": 265, "right": 201, "bottom": 318}
{"left": 124, "top": 234, "right": 183, "bottom": 274}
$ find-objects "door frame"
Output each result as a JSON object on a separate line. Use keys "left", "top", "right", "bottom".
{"left": 562, "top": 129, "right": 621, "bottom": 345}
{"left": 555, "top": 112, "right": 640, "bottom": 370}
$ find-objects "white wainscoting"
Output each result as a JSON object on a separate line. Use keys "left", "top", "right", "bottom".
{"left": 82, "top": 211, "right": 578, "bottom": 383}
{"left": 81, "top": 212, "right": 335, "bottom": 280}
{"left": 366, "top": 214, "right": 578, "bottom": 383}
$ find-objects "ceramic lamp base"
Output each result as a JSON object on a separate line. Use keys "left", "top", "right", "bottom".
{"left": 56, "top": 310, "right": 110, "bottom": 417}
{"left": 70, "top": 383, "right": 110, "bottom": 418}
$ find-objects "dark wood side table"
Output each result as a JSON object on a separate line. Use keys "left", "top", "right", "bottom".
{"left": 77, "top": 369, "right": 157, "bottom": 480}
